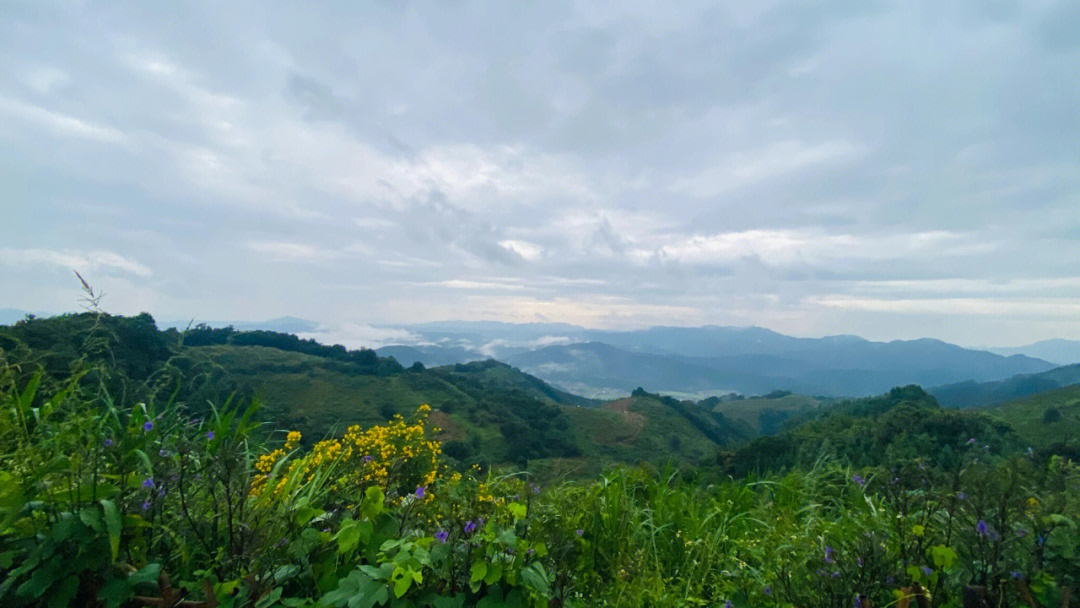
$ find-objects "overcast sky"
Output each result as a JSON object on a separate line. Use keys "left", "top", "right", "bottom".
{"left": 2, "top": 1, "right": 1078, "bottom": 347}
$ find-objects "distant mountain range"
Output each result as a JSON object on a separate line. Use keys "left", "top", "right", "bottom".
{"left": 2, "top": 312, "right": 1069, "bottom": 399}
{"left": 376, "top": 321, "right": 1057, "bottom": 398}
{"left": 929, "top": 363, "right": 1080, "bottom": 408}
{"left": 987, "top": 339, "right": 1080, "bottom": 366}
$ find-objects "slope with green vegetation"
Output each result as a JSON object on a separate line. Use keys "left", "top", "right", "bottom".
{"left": 2, "top": 336, "right": 1078, "bottom": 608}
{"left": 980, "top": 384, "right": 1080, "bottom": 454}
{"left": 0, "top": 313, "right": 737, "bottom": 474}
{"left": 930, "top": 363, "right": 1080, "bottom": 408}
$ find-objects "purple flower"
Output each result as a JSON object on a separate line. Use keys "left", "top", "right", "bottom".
{"left": 921, "top": 566, "right": 933, "bottom": 577}
{"left": 143, "top": 421, "right": 154, "bottom": 432}
{"left": 530, "top": 483, "right": 541, "bottom": 495}
{"left": 724, "top": 601, "right": 733, "bottom": 608}
{"left": 857, "top": 557, "right": 864, "bottom": 568}
{"left": 763, "top": 586, "right": 772, "bottom": 595}
{"left": 824, "top": 545, "right": 835, "bottom": 563}
{"left": 142, "top": 477, "right": 155, "bottom": 489}
{"left": 104, "top": 438, "right": 114, "bottom": 447}
{"left": 1011, "top": 571, "right": 1022, "bottom": 580}
{"left": 576, "top": 529, "right": 584, "bottom": 537}
{"left": 158, "top": 449, "right": 168, "bottom": 457}
{"left": 206, "top": 431, "right": 214, "bottom": 440}
{"left": 141, "top": 501, "right": 151, "bottom": 511}
{"left": 852, "top": 473, "right": 866, "bottom": 487}
{"left": 957, "top": 492, "right": 967, "bottom": 501}
{"left": 967, "top": 437, "right": 976, "bottom": 445}
{"left": 526, "top": 548, "right": 535, "bottom": 555}
{"left": 976, "top": 520, "right": 989, "bottom": 537}
{"left": 415, "top": 486, "right": 426, "bottom": 499}
{"left": 435, "top": 530, "right": 449, "bottom": 543}
{"left": 464, "top": 520, "right": 477, "bottom": 535}
{"left": 363, "top": 455, "right": 373, "bottom": 463}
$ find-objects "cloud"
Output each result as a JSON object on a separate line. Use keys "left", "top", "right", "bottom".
{"left": 1, "top": 2, "right": 1078, "bottom": 346}
{"left": 0, "top": 248, "right": 151, "bottom": 277}
{"left": 671, "top": 140, "right": 867, "bottom": 198}
{"left": 498, "top": 240, "right": 544, "bottom": 261}
{"left": 0, "top": 96, "right": 124, "bottom": 143}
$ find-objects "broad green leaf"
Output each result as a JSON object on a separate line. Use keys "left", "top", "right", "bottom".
{"left": 507, "top": 502, "right": 527, "bottom": 520}
{"left": 100, "top": 500, "right": 122, "bottom": 562}
{"left": 470, "top": 561, "right": 487, "bottom": 583}
{"left": 929, "top": 545, "right": 956, "bottom": 569}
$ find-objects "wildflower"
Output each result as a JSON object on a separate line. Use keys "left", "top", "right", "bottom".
{"left": 464, "top": 520, "right": 477, "bottom": 535}
{"left": 141, "top": 501, "right": 152, "bottom": 511}
{"left": 1026, "top": 447, "right": 1034, "bottom": 457}
{"left": 967, "top": 437, "right": 976, "bottom": 445}
{"left": 364, "top": 455, "right": 373, "bottom": 463}
{"left": 159, "top": 449, "right": 169, "bottom": 457}
{"left": 921, "top": 566, "right": 933, "bottom": 577}
{"left": 576, "top": 529, "right": 584, "bottom": 537}
{"left": 976, "top": 520, "right": 989, "bottom": 537}
{"left": 142, "top": 478, "right": 155, "bottom": 489}
{"left": 1011, "top": 571, "right": 1022, "bottom": 580}
{"left": 435, "top": 530, "right": 449, "bottom": 543}
{"left": 1036, "top": 535, "right": 1046, "bottom": 546}
{"left": 824, "top": 545, "right": 835, "bottom": 563}
{"left": 415, "top": 486, "right": 426, "bottom": 499}
{"left": 852, "top": 473, "right": 866, "bottom": 487}
{"left": 104, "top": 438, "right": 113, "bottom": 447}
{"left": 143, "top": 421, "right": 154, "bottom": 432}
{"left": 763, "top": 586, "right": 772, "bottom": 595}
{"left": 724, "top": 601, "right": 733, "bottom": 608}
{"left": 206, "top": 431, "right": 214, "bottom": 440}
{"left": 530, "top": 483, "right": 541, "bottom": 495}
{"left": 832, "top": 571, "right": 840, "bottom": 578}
{"left": 857, "top": 557, "right": 864, "bottom": 568}
{"left": 957, "top": 492, "right": 967, "bottom": 501}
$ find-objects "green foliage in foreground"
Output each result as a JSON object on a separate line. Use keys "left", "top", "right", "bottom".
{"left": 3, "top": 364, "right": 1080, "bottom": 608}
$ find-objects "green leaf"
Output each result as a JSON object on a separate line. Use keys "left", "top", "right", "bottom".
{"left": 336, "top": 519, "right": 361, "bottom": 554}
{"left": 432, "top": 596, "right": 466, "bottom": 608}
{"left": 507, "top": 502, "right": 527, "bottom": 520}
{"left": 361, "top": 486, "right": 385, "bottom": 519}
{"left": 929, "top": 545, "right": 956, "bottom": 569}
{"left": 100, "top": 500, "right": 122, "bottom": 562}
{"left": 97, "top": 577, "right": 133, "bottom": 608}
{"left": 46, "top": 575, "right": 79, "bottom": 608}
{"left": 391, "top": 568, "right": 412, "bottom": 598}
{"left": 128, "top": 563, "right": 161, "bottom": 588}
{"left": 255, "top": 586, "right": 283, "bottom": 608}
{"left": 470, "top": 561, "right": 487, "bottom": 584}
{"left": 483, "top": 563, "right": 502, "bottom": 585}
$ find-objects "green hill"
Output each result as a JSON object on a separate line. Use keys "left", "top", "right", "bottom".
{"left": 722, "top": 385, "right": 1020, "bottom": 475}
{"left": 708, "top": 392, "right": 824, "bottom": 434}
{"left": 0, "top": 313, "right": 737, "bottom": 475}
{"left": 930, "top": 363, "right": 1080, "bottom": 408}
{"left": 979, "top": 384, "right": 1080, "bottom": 452}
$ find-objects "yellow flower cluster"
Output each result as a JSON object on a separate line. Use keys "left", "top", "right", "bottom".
{"left": 250, "top": 405, "right": 442, "bottom": 500}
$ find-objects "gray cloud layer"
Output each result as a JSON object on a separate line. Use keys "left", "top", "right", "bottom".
{"left": 2, "top": 1, "right": 1078, "bottom": 346}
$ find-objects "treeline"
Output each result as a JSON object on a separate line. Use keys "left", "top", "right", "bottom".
{"left": 721, "top": 385, "right": 1022, "bottom": 475}
{"left": 181, "top": 324, "right": 402, "bottom": 375}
